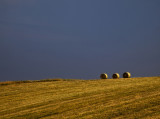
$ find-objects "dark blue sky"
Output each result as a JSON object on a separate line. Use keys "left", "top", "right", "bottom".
{"left": 0, "top": 0, "right": 160, "bottom": 81}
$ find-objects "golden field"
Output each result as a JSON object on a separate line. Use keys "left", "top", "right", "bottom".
{"left": 0, "top": 77, "right": 160, "bottom": 119}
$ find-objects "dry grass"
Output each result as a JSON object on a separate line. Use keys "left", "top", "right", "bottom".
{"left": 0, "top": 77, "right": 160, "bottom": 119}
{"left": 0, "top": 79, "right": 74, "bottom": 86}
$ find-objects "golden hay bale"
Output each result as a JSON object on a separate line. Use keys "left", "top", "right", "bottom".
{"left": 123, "top": 72, "right": 131, "bottom": 78}
{"left": 112, "top": 73, "right": 120, "bottom": 79}
{"left": 100, "top": 73, "right": 108, "bottom": 79}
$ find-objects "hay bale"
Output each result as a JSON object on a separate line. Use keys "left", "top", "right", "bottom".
{"left": 123, "top": 72, "right": 131, "bottom": 78}
{"left": 112, "top": 73, "right": 120, "bottom": 79}
{"left": 100, "top": 73, "right": 108, "bottom": 79}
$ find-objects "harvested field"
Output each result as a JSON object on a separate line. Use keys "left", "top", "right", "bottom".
{"left": 0, "top": 77, "right": 160, "bottom": 119}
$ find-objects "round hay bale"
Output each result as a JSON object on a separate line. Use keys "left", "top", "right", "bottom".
{"left": 100, "top": 73, "right": 108, "bottom": 79}
{"left": 112, "top": 73, "right": 120, "bottom": 79}
{"left": 123, "top": 72, "right": 131, "bottom": 78}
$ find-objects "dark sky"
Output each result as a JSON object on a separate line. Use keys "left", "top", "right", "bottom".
{"left": 0, "top": 0, "right": 160, "bottom": 81}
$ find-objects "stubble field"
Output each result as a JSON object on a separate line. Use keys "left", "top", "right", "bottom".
{"left": 0, "top": 77, "right": 160, "bottom": 119}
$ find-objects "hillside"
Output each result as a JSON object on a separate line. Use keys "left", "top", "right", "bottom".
{"left": 0, "top": 77, "right": 160, "bottom": 119}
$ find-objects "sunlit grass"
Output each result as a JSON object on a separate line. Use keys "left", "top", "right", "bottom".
{"left": 0, "top": 77, "right": 160, "bottom": 119}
